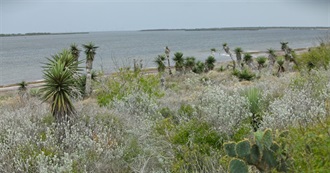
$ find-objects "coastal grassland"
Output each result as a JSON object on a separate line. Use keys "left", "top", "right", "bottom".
{"left": 0, "top": 45, "right": 330, "bottom": 172}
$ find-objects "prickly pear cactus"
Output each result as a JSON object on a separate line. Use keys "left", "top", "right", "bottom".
{"left": 229, "top": 158, "right": 249, "bottom": 173}
{"left": 223, "top": 129, "right": 289, "bottom": 172}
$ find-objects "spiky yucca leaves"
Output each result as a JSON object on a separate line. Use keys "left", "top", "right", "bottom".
{"left": 70, "top": 43, "right": 80, "bottom": 62}
{"left": 256, "top": 56, "right": 267, "bottom": 70}
{"left": 18, "top": 80, "right": 28, "bottom": 92}
{"left": 184, "top": 56, "right": 196, "bottom": 73}
{"left": 83, "top": 42, "right": 98, "bottom": 97}
{"left": 267, "top": 48, "right": 277, "bottom": 71}
{"left": 205, "top": 56, "right": 216, "bottom": 71}
{"left": 173, "top": 52, "right": 184, "bottom": 73}
{"left": 280, "top": 42, "right": 289, "bottom": 53}
{"left": 83, "top": 42, "right": 98, "bottom": 69}
{"left": 192, "top": 61, "right": 205, "bottom": 74}
{"left": 155, "top": 55, "right": 166, "bottom": 73}
{"left": 234, "top": 47, "right": 243, "bottom": 67}
{"left": 243, "top": 53, "right": 254, "bottom": 69}
{"left": 41, "top": 62, "right": 76, "bottom": 123}
{"left": 41, "top": 50, "right": 80, "bottom": 123}
{"left": 43, "top": 50, "right": 81, "bottom": 73}
{"left": 18, "top": 80, "right": 28, "bottom": 101}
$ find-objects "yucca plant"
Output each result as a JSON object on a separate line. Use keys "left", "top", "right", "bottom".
{"left": 210, "top": 48, "right": 216, "bottom": 56}
{"left": 83, "top": 42, "right": 98, "bottom": 97}
{"left": 173, "top": 52, "right": 184, "bottom": 73}
{"left": 193, "top": 61, "right": 205, "bottom": 74}
{"left": 205, "top": 56, "right": 216, "bottom": 71}
{"left": 234, "top": 47, "right": 243, "bottom": 68}
{"left": 41, "top": 50, "right": 79, "bottom": 124}
{"left": 43, "top": 49, "right": 81, "bottom": 73}
{"left": 280, "top": 42, "right": 289, "bottom": 54}
{"left": 267, "top": 48, "right": 277, "bottom": 71}
{"left": 184, "top": 56, "right": 196, "bottom": 73}
{"left": 223, "top": 43, "right": 236, "bottom": 69}
{"left": 18, "top": 80, "right": 28, "bottom": 101}
{"left": 256, "top": 56, "right": 267, "bottom": 70}
{"left": 155, "top": 55, "right": 166, "bottom": 73}
{"left": 244, "top": 53, "right": 254, "bottom": 69}
{"left": 70, "top": 43, "right": 80, "bottom": 63}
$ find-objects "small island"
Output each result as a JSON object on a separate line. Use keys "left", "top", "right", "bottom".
{"left": 0, "top": 32, "right": 89, "bottom": 37}
{"left": 141, "top": 26, "right": 330, "bottom": 32}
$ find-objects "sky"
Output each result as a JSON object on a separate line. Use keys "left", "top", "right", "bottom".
{"left": 1, "top": 0, "right": 329, "bottom": 34}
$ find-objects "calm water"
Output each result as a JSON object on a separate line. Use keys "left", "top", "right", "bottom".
{"left": 0, "top": 29, "right": 329, "bottom": 85}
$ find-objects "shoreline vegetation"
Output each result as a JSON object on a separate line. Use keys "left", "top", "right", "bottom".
{"left": 141, "top": 26, "right": 330, "bottom": 32}
{"left": 1, "top": 40, "right": 330, "bottom": 172}
{"left": 0, "top": 47, "right": 310, "bottom": 90}
{"left": 0, "top": 32, "right": 89, "bottom": 37}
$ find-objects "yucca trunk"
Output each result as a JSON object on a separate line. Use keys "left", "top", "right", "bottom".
{"left": 85, "top": 59, "right": 93, "bottom": 96}
{"left": 268, "top": 54, "right": 276, "bottom": 72}
{"left": 236, "top": 53, "right": 242, "bottom": 68}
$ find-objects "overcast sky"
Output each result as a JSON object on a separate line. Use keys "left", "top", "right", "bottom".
{"left": 1, "top": 0, "right": 329, "bottom": 34}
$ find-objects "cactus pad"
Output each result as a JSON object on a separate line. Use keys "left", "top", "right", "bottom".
{"left": 229, "top": 158, "right": 249, "bottom": 173}
{"left": 262, "top": 129, "right": 273, "bottom": 149}
{"left": 236, "top": 139, "right": 251, "bottom": 158}
{"left": 224, "top": 142, "right": 237, "bottom": 157}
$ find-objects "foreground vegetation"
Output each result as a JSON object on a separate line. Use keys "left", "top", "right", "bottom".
{"left": 0, "top": 42, "right": 330, "bottom": 172}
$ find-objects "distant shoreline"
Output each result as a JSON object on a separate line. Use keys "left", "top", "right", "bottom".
{"left": 0, "top": 47, "right": 310, "bottom": 91}
{"left": 0, "top": 32, "right": 89, "bottom": 37}
{"left": 140, "top": 27, "right": 330, "bottom": 32}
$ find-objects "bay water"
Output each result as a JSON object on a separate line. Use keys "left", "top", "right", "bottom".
{"left": 0, "top": 29, "right": 328, "bottom": 85}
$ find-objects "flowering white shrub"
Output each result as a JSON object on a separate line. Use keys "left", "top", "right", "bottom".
{"left": 198, "top": 84, "right": 251, "bottom": 135}
{"left": 262, "top": 82, "right": 327, "bottom": 130}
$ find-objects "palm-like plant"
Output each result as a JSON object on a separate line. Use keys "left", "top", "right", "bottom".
{"left": 70, "top": 43, "right": 80, "bottom": 62}
{"left": 41, "top": 50, "right": 79, "bottom": 124}
{"left": 205, "top": 56, "right": 216, "bottom": 71}
{"left": 223, "top": 43, "right": 235, "bottom": 69}
{"left": 83, "top": 42, "right": 98, "bottom": 97}
{"left": 234, "top": 47, "right": 243, "bottom": 68}
{"left": 277, "top": 57, "right": 285, "bottom": 75}
{"left": 267, "top": 48, "right": 276, "bottom": 70}
{"left": 256, "top": 56, "right": 267, "bottom": 70}
{"left": 18, "top": 80, "right": 28, "bottom": 92}
{"left": 155, "top": 55, "right": 166, "bottom": 73}
{"left": 210, "top": 48, "right": 216, "bottom": 57}
{"left": 18, "top": 80, "right": 28, "bottom": 101}
{"left": 244, "top": 53, "right": 254, "bottom": 69}
{"left": 280, "top": 42, "right": 289, "bottom": 54}
{"left": 173, "top": 52, "right": 184, "bottom": 73}
{"left": 184, "top": 56, "right": 196, "bottom": 73}
{"left": 43, "top": 50, "right": 80, "bottom": 73}
{"left": 192, "top": 61, "right": 205, "bottom": 74}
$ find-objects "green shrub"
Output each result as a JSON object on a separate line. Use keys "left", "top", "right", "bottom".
{"left": 297, "top": 45, "right": 330, "bottom": 70}
{"left": 97, "top": 70, "right": 164, "bottom": 106}
{"left": 284, "top": 118, "right": 330, "bottom": 172}
{"left": 192, "top": 61, "right": 205, "bottom": 74}
{"left": 178, "top": 104, "right": 195, "bottom": 118}
{"left": 232, "top": 69, "right": 256, "bottom": 81}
